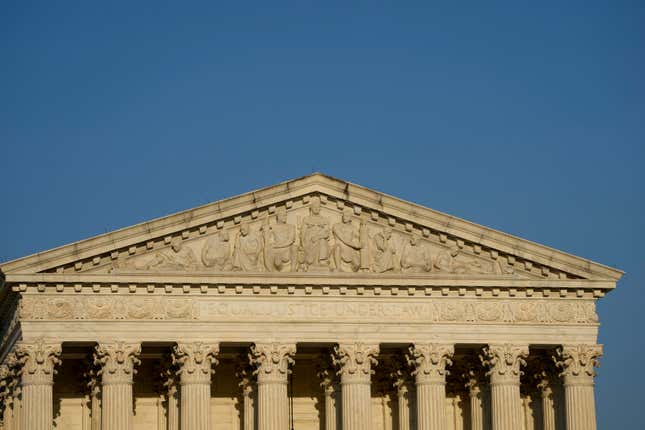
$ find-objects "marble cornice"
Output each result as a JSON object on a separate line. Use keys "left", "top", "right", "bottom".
{"left": 4, "top": 273, "right": 614, "bottom": 298}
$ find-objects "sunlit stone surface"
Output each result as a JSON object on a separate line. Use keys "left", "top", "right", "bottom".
{"left": 0, "top": 174, "right": 621, "bottom": 429}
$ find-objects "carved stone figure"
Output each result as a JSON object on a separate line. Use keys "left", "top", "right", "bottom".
{"left": 400, "top": 234, "right": 432, "bottom": 273}
{"left": 300, "top": 197, "right": 331, "bottom": 271}
{"left": 331, "top": 208, "right": 366, "bottom": 272}
{"left": 371, "top": 227, "right": 397, "bottom": 273}
{"left": 434, "top": 246, "right": 459, "bottom": 273}
{"left": 232, "top": 223, "right": 264, "bottom": 271}
{"left": 145, "top": 237, "right": 198, "bottom": 271}
{"left": 262, "top": 208, "right": 297, "bottom": 272}
{"left": 434, "top": 246, "right": 492, "bottom": 274}
{"left": 201, "top": 231, "right": 232, "bottom": 271}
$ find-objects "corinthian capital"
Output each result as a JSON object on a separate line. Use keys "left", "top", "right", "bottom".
{"left": 407, "top": 343, "right": 454, "bottom": 385}
{"left": 173, "top": 342, "right": 219, "bottom": 385}
{"left": 250, "top": 343, "right": 296, "bottom": 384}
{"left": 333, "top": 342, "right": 379, "bottom": 384}
{"left": 15, "top": 338, "right": 61, "bottom": 386}
{"left": 481, "top": 343, "right": 528, "bottom": 385}
{"left": 94, "top": 341, "right": 141, "bottom": 385}
{"left": 555, "top": 344, "right": 602, "bottom": 386}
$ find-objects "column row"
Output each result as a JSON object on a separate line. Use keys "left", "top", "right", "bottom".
{"left": 0, "top": 340, "right": 603, "bottom": 430}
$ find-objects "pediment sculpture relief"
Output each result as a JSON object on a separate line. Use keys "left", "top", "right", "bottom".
{"left": 109, "top": 197, "right": 514, "bottom": 276}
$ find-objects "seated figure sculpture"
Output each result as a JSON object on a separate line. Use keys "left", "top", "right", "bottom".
{"left": 232, "top": 223, "right": 264, "bottom": 271}
{"left": 400, "top": 234, "right": 432, "bottom": 273}
{"left": 201, "top": 230, "right": 232, "bottom": 271}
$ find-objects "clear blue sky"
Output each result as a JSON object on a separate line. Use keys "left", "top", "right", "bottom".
{"left": 1, "top": 1, "right": 643, "bottom": 426}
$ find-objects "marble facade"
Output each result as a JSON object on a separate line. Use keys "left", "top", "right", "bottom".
{"left": 0, "top": 173, "right": 622, "bottom": 430}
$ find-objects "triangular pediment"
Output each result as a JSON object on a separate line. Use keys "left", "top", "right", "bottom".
{"left": 0, "top": 173, "right": 622, "bottom": 282}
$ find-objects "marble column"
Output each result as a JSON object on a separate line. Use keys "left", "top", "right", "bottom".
{"left": 482, "top": 344, "right": 528, "bottom": 430}
{"left": 83, "top": 364, "right": 101, "bottom": 430}
{"left": 535, "top": 370, "right": 557, "bottom": 430}
{"left": 394, "top": 378, "right": 413, "bottom": 430}
{"left": 173, "top": 342, "right": 219, "bottom": 430}
{"left": 236, "top": 361, "right": 256, "bottom": 430}
{"left": 333, "top": 342, "right": 379, "bottom": 430}
{"left": 464, "top": 372, "right": 485, "bottom": 430}
{"left": 94, "top": 341, "right": 141, "bottom": 430}
{"left": 408, "top": 343, "right": 454, "bottom": 430}
{"left": 0, "top": 360, "right": 18, "bottom": 430}
{"left": 15, "top": 339, "right": 61, "bottom": 430}
{"left": 251, "top": 342, "right": 296, "bottom": 430}
{"left": 555, "top": 344, "right": 602, "bottom": 430}
{"left": 161, "top": 356, "right": 180, "bottom": 430}
{"left": 317, "top": 359, "right": 340, "bottom": 430}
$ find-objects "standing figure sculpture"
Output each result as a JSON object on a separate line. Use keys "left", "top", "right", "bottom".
{"left": 400, "top": 234, "right": 432, "bottom": 273}
{"left": 332, "top": 207, "right": 364, "bottom": 272}
{"left": 262, "top": 208, "right": 297, "bottom": 272}
{"left": 371, "top": 227, "right": 397, "bottom": 273}
{"left": 201, "top": 231, "right": 232, "bottom": 271}
{"left": 300, "top": 197, "right": 331, "bottom": 271}
{"left": 232, "top": 223, "right": 264, "bottom": 271}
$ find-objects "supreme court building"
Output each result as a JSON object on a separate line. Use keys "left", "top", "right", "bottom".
{"left": 0, "top": 173, "right": 622, "bottom": 430}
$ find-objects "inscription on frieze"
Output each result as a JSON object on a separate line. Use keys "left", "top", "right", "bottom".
{"left": 19, "top": 296, "right": 598, "bottom": 325}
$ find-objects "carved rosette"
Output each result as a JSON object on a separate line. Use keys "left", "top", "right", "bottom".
{"left": 556, "top": 344, "right": 602, "bottom": 386}
{"left": 173, "top": 342, "right": 219, "bottom": 385}
{"left": 15, "top": 339, "right": 61, "bottom": 386}
{"left": 250, "top": 343, "right": 296, "bottom": 385}
{"left": 333, "top": 342, "right": 379, "bottom": 384}
{"left": 94, "top": 342, "right": 141, "bottom": 385}
{"left": 407, "top": 343, "right": 454, "bottom": 386}
{"left": 481, "top": 344, "right": 528, "bottom": 386}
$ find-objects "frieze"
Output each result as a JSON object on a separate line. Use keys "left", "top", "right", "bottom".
{"left": 20, "top": 296, "right": 199, "bottom": 321}
{"left": 17, "top": 296, "right": 598, "bottom": 325}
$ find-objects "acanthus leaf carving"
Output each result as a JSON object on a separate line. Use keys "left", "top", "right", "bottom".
{"left": 481, "top": 343, "right": 528, "bottom": 385}
{"left": 333, "top": 342, "right": 379, "bottom": 384}
{"left": 407, "top": 343, "right": 454, "bottom": 385}
{"left": 555, "top": 344, "right": 602, "bottom": 386}
{"left": 173, "top": 341, "right": 219, "bottom": 385}
{"left": 250, "top": 343, "right": 296, "bottom": 384}
{"left": 94, "top": 341, "right": 141, "bottom": 385}
{"left": 15, "top": 338, "right": 61, "bottom": 386}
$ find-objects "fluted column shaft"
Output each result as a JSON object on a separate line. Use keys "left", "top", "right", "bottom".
{"left": 556, "top": 344, "right": 602, "bottom": 430}
{"left": 482, "top": 344, "right": 528, "bottom": 430}
{"left": 251, "top": 343, "right": 296, "bottom": 430}
{"left": 467, "top": 383, "right": 484, "bottom": 430}
{"left": 167, "top": 385, "right": 179, "bottom": 430}
{"left": 396, "top": 382, "right": 412, "bottom": 430}
{"left": 537, "top": 380, "right": 556, "bottom": 430}
{"left": 95, "top": 342, "right": 141, "bottom": 430}
{"left": 174, "top": 341, "right": 219, "bottom": 430}
{"left": 242, "top": 386, "right": 255, "bottom": 430}
{"left": 334, "top": 343, "right": 379, "bottom": 430}
{"left": 90, "top": 390, "right": 101, "bottom": 430}
{"left": 324, "top": 384, "right": 339, "bottom": 430}
{"left": 15, "top": 339, "right": 61, "bottom": 430}
{"left": 408, "top": 343, "right": 454, "bottom": 430}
